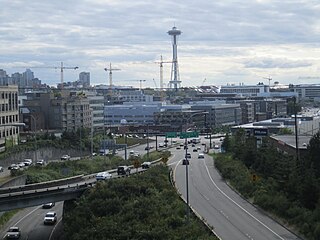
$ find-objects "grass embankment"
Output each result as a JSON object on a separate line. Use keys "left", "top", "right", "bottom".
{"left": 63, "top": 165, "right": 218, "bottom": 240}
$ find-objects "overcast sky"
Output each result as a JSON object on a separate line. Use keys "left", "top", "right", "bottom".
{"left": 1, "top": 0, "right": 320, "bottom": 88}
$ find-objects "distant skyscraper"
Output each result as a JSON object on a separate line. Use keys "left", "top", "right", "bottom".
{"left": 22, "top": 69, "right": 34, "bottom": 87}
{"left": 79, "top": 72, "right": 90, "bottom": 87}
{"left": 0, "top": 69, "right": 9, "bottom": 85}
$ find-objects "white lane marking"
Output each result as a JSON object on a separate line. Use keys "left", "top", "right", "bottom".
{"left": 203, "top": 161, "right": 285, "bottom": 240}
{"left": 14, "top": 206, "right": 41, "bottom": 226}
{"left": 49, "top": 217, "right": 63, "bottom": 240}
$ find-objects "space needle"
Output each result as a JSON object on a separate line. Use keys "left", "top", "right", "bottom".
{"left": 168, "top": 26, "right": 182, "bottom": 91}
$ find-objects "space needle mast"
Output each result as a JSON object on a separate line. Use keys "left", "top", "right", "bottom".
{"left": 168, "top": 26, "right": 182, "bottom": 91}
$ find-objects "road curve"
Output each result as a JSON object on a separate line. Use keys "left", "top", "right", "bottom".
{"left": 170, "top": 145, "right": 301, "bottom": 240}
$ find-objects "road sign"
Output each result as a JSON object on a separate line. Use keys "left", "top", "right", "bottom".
{"left": 166, "top": 132, "right": 177, "bottom": 138}
{"left": 179, "top": 131, "right": 199, "bottom": 139}
{"left": 253, "top": 128, "right": 268, "bottom": 136}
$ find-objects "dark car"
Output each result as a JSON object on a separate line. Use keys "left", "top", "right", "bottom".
{"left": 42, "top": 202, "right": 55, "bottom": 209}
{"left": 186, "top": 153, "right": 191, "bottom": 158}
{"left": 193, "top": 148, "right": 198, "bottom": 152}
{"left": 182, "top": 159, "right": 189, "bottom": 165}
{"left": 117, "top": 166, "right": 131, "bottom": 175}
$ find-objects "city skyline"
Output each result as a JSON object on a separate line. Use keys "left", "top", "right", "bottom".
{"left": 1, "top": 0, "right": 320, "bottom": 88}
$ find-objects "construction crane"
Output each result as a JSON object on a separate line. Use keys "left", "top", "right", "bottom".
{"left": 155, "top": 55, "right": 173, "bottom": 99}
{"left": 152, "top": 78, "right": 158, "bottom": 88}
{"left": 124, "top": 80, "right": 147, "bottom": 90}
{"left": 29, "top": 62, "right": 78, "bottom": 89}
{"left": 104, "top": 63, "right": 121, "bottom": 95}
{"left": 263, "top": 76, "right": 272, "bottom": 86}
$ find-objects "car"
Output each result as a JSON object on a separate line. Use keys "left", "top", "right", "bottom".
{"left": 192, "top": 144, "right": 195, "bottom": 147}
{"left": 36, "top": 159, "right": 45, "bottom": 166}
{"left": 42, "top": 202, "right": 55, "bottom": 209}
{"left": 44, "top": 211, "right": 57, "bottom": 225}
{"left": 0, "top": 166, "right": 3, "bottom": 172}
{"left": 5, "top": 226, "right": 21, "bottom": 239}
{"left": 197, "top": 146, "right": 201, "bottom": 150}
{"left": 214, "top": 145, "right": 220, "bottom": 149}
{"left": 129, "top": 150, "right": 135, "bottom": 155}
{"left": 186, "top": 153, "right": 191, "bottom": 158}
{"left": 17, "top": 162, "right": 25, "bottom": 168}
{"left": 23, "top": 159, "right": 32, "bottom": 166}
{"left": 8, "top": 164, "right": 19, "bottom": 171}
{"left": 182, "top": 159, "right": 189, "bottom": 165}
{"left": 96, "top": 171, "right": 112, "bottom": 180}
{"left": 141, "top": 162, "right": 151, "bottom": 169}
{"left": 61, "top": 155, "right": 70, "bottom": 160}
{"left": 117, "top": 166, "right": 131, "bottom": 175}
{"left": 198, "top": 153, "right": 205, "bottom": 159}
{"left": 158, "top": 143, "right": 164, "bottom": 148}
{"left": 176, "top": 146, "right": 181, "bottom": 150}
{"left": 193, "top": 148, "right": 198, "bottom": 152}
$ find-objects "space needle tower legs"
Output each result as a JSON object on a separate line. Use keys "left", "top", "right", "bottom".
{"left": 168, "top": 26, "right": 182, "bottom": 91}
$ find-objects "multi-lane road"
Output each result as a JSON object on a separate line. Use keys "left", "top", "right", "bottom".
{"left": 169, "top": 139, "right": 301, "bottom": 240}
{"left": 0, "top": 137, "right": 302, "bottom": 239}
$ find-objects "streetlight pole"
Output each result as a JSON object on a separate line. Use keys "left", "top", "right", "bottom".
{"left": 30, "top": 115, "right": 37, "bottom": 162}
{"left": 184, "top": 111, "right": 208, "bottom": 223}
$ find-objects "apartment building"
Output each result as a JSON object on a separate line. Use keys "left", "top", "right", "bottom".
{"left": 0, "top": 85, "right": 20, "bottom": 152}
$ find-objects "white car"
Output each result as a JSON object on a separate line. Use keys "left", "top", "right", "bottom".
{"left": 61, "top": 155, "right": 70, "bottom": 160}
{"left": 36, "top": 160, "right": 45, "bottom": 166}
{"left": 23, "top": 159, "right": 32, "bottom": 166}
{"left": 96, "top": 171, "right": 112, "bottom": 180}
{"left": 5, "top": 226, "right": 21, "bottom": 239}
{"left": 44, "top": 211, "right": 57, "bottom": 225}
{"left": 198, "top": 153, "right": 205, "bottom": 159}
{"left": 141, "top": 162, "right": 151, "bottom": 169}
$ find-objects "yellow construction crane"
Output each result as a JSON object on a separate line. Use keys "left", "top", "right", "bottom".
{"left": 155, "top": 55, "right": 173, "bottom": 99}
{"left": 29, "top": 62, "right": 78, "bottom": 88}
{"left": 104, "top": 63, "right": 121, "bottom": 93}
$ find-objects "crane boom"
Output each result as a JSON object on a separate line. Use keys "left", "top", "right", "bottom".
{"left": 155, "top": 55, "right": 173, "bottom": 100}
{"left": 26, "top": 61, "right": 78, "bottom": 89}
{"left": 104, "top": 62, "right": 121, "bottom": 96}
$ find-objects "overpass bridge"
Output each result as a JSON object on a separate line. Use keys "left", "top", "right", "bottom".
{"left": 0, "top": 175, "right": 95, "bottom": 212}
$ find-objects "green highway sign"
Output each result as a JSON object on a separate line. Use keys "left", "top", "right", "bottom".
{"left": 179, "top": 131, "right": 199, "bottom": 139}
{"left": 166, "top": 132, "right": 177, "bottom": 138}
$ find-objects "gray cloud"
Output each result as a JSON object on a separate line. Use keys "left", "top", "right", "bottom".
{"left": 1, "top": 0, "right": 320, "bottom": 86}
{"left": 244, "top": 57, "right": 312, "bottom": 69}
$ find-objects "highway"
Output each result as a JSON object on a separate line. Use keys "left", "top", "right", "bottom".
{"left": 0, "top": 136, "right": 301, "bottom": 239}
{"left": 169, "top": 140, "right": 301, "bottom": 240}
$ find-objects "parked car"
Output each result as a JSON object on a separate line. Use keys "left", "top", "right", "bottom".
{"left": 23, "top": 159, "right": 32, "bottom": 166}
{"left": 117, "top": 166, "right": 131, "bottom": 175}
{"left": 96, "top": 171, "right": 112, "bottom": 180}
{"left": 198, "top": 153, "right": 205, "bottom": 159}
{"left": 0, "top": 166, "right": 3, "bottom": 172}
{"left": 182, "top": 159, "right": 189, "bottom": 165}
{"left": 17, "top": 162, "right": 25, "bottom": 168}
{"left": 42, "top": 202, "right": 55, "bottom": 209}
{"left": 61, "top": 155, "right": 70, "bottom": 160}
{"left": 8, "top": 164, "right": 19, "bottom": 170}
{"left": 214, "top": 145, "right": 220, "bottom": 149}
{"left": 176, "top": 146, "right": 181, "bottom": 150}
{"left": 141, "top": 162, "right": 151, "bottom": 169}
{"left": 44, "top": 211, "right": 57, "bottom": 225}
{"left": 192, "top": 148, "right": 198, "bottom": 152}
{"left": 5, "top": 226, "right": 20, "bottom": 239}
{"left": 36, "top": 160, "right": 45, "bottom": 166}
{"left": 186, "top": 153, "right": 191, "bottom": 158}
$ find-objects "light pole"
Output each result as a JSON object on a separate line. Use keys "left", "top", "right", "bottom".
{"left": 30, "top": 115, "right": 37, "bottom": 162}
{"left": 183, "top": 111, "right": 208, "bottom": 222}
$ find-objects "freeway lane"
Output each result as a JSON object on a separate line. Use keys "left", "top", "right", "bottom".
{"left": 170, "top": 145, "right": 301, "bottom": 240}
{"left": 0, "top": 202, "right": 63, "bottom": 240}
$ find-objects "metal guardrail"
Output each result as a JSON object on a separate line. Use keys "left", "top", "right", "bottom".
{"left": 0, "top": 174, "right": 85, "bottom": 194}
